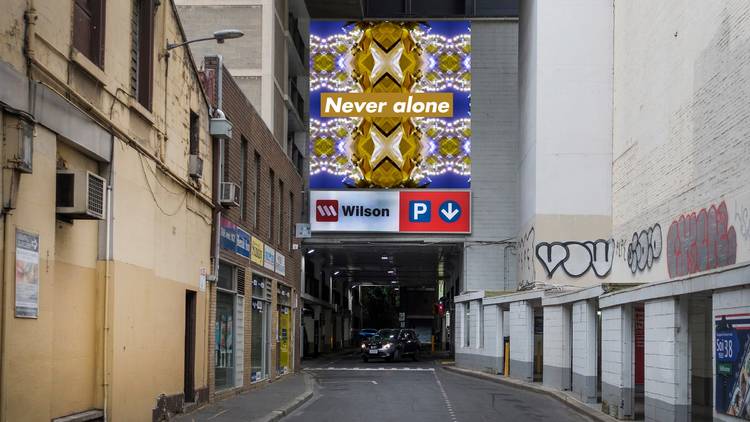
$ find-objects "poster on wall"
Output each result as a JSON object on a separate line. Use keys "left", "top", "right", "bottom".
{"left": 251, "top": 236, "right": 265, "bottom": 266}
{"left": 264, "top": 245, "right": 276, "bottom": 271}
{"left": 309, "top": 20, "right": 471, "bottom": 190}
{"left": 715, "top": 313, "right": 750, "bottom": 419}
{"left": 15, "top": 230, "right": 39, "bottom": 318}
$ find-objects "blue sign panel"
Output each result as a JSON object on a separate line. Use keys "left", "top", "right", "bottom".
{"left": 236, "top": 228, "right": 251, "bottom": 258}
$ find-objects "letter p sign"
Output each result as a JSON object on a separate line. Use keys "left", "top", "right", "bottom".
{"left": 409, "top": 200, "right": 431, "bottom": 223}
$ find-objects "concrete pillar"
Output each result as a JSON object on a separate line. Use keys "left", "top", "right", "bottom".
{"left": 496, "top": 306, "right": 505, "bottom": 370}
{"left": 601, "top": 305, "right": 634, "bottom": 419}
{"left": 509, "top": 300, "right": 534, "bottom": 381}
{"left": 572, "top": 299, "right": 598, "bottom": 403}
{"left": 543, "top": 304, "right": 572, "bottom": 390}
{"left": 644, "top": 297, "right": 689, "bottom": 422}
{"left": 470, "top": 300, "right": 481, "bottom": 348}
{"left": 483, "top": 304, "right": 499, "bottom": 356}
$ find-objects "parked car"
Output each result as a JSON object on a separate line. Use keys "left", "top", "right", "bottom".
{"left": 361, "top": 329, "right": 421, "bottom": 362}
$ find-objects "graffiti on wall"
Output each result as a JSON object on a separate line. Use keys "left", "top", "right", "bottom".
{"left": 518, "top": 227, "right": 536, "bottom": 287}
{"left": 666, "top": 201, "right": 737, "bottom": 278}
{"left": 735, "top": 201, "right": 750, "bottom": 242}
{"left": 535, "top": 239, "right": 614, "bottom": 278}
{"left": 626, "top": 224, "right": 663, "bottom": 274}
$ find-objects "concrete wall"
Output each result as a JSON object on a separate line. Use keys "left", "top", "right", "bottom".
{"left": 463, "top": 20, "right": 519, "bottom": 292}
{"left": 601, "top": 305, "right": 634, "bottom": 419}
{"left": 543, "top": 304, "right": 571, "bottom": 390}
{"left": 571, "top": 299, "right": 598, "bottom": 403}
{"left": 509, "top": 300, "right": 534, "bottom": 381}
{"left": 517, "top": 0, "right": 614, "bottom": 289}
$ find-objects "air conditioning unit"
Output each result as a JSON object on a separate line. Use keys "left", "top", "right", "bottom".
{"left": 219, "top": 182, "right": 240, "bottom": 207}
{"left": 188, "top": 154, "right": 203, "bottom": 178}
{"left": 56, "top": 170, "right": 106, "bottom": 219}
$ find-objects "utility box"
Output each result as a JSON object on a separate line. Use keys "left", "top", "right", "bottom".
{"left": 209, "top": 116, "right": 233, "bottom": 140}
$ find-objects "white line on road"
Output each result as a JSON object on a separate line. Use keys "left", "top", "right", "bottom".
{"left": 320, "top": 380, "right": 378, "bottom": 384}
{"left": 434, "top": 371, "right": 458, "bottom": 422}
{"left": 304, "top": 367, "right": 435, "bottom": 371}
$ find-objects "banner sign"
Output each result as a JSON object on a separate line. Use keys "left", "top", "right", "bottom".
{"left": 716, "top": 313, "right": 750, "bottom": 419}
{"left": 310, "top": 20, "right": 471, "bottom": 190}
{"left": 310, "top": 190, "right": 470, "bottom": 233}
{"left": 264, "top": 245, "right": 276, "bottom": 270}
{"left": 251, "top": 236, "right": 264, "bottom": 266}
{"left": 220, "top": 217, "right": 252, "bottom": 259}
{"left": 275, "top": 252, "right": 286, "bottom": 276}
{"left": 15, "top": 230, "right": 39, "bottom": 318}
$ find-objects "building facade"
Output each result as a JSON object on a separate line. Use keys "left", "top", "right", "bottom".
{"left": 0, "top": 1, "right": 214, "bottom": 421}
{"left": 199, "top": 56, "right": 303, "bottom": 400}
{"left": 454, "top": 2, "right": 750, "bottom": 422}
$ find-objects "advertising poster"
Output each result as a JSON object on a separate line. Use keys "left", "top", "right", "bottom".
{"left": 15, "top": 230, "right": 39, "bottom": 318}
{"left": 278, "top": 306, "right": 290, "bottom": 375}
{"left": 310, "top": 20, "right": 471, "bottom": 190}
{"left": 716, "top": 313, "right": 750, "bottom": 419}
{"left": 275, "top": 252, "right": 286, "bottom": 276}
{"left": 219, "top": 217, "right": 237, "bottom": 251}
{"left": 235, "top": 227, "right": 251, "bottom": 259}
{"left": 264, "top": 245, "right": 276, "bottom": 270}
{"left": 251, "top": 236, "right": 265, "bottom": 266}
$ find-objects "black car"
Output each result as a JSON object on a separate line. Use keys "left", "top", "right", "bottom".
{"left": 361, "top": 329, "right": 421, "bottom": 362}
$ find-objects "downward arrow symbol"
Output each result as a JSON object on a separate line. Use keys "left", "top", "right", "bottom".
{"left": 441, "top": 203, "right": 459, "bottom": 221}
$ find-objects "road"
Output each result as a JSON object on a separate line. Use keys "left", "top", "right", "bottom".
{"left": 287, "top": 352, "right": 591, "bottom": 422}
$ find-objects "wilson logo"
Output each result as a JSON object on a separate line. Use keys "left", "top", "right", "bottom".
{"left": 316, "top": 200, "right": 339, "bottom": 222}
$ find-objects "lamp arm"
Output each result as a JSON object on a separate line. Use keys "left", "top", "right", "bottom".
{"left": 166, "top": 36, "right": 216, "bottom": 51}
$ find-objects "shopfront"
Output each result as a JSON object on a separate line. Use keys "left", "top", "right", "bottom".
{"left": 277, "top": 284, "right": 292, "bottom": 376}
{"left": 215, "top": 263, "right": 245, "bottom": 390}
{"left": 251, "top": 274, "right": 272, "bottom": 382}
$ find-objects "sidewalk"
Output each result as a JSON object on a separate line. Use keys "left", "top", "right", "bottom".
{"left": 442, "top": 365, "right": 619, "bottom": 422}
{"left": 174, "top": 373, "right": 313, "bottom": 422}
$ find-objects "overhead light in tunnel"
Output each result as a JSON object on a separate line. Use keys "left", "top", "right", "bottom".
{"left": 387, "top": 270, "right": 395, "bottom": 274}
{"left": 381, "top": 255, "right": 389, "bottom": 260}
{"left": 307, "top": 249, "right": 315, "bottom": 254}
{"left": 391, "top": 280, "right": 397, "bottom": 284}
{"left": 334, "top": 270, "right": 340, "bottom": 275}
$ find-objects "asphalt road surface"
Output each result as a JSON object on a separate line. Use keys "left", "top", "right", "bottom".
{"left": 287, "top": 353, "right": 591, "bottom": 422}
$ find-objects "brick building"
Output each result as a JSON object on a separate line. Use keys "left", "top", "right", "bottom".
{"left": 200, "top": 56, "right": 303, "bottom": 400}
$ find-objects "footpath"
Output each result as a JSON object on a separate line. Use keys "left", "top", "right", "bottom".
{"left": 174, "top": 349, "right": 358, "bottom": 422}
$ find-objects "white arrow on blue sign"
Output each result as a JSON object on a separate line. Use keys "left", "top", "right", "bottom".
{"left": 439, "top": 200, "right": 461, "bottom": 222}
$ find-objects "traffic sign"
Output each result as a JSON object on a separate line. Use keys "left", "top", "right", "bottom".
{"left": 399, "top": 191, "right": 470, "bottom": 233}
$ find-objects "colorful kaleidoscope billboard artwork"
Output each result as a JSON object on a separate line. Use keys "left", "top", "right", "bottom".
{"left": 309, "top": 21, "right": 471, "bottom": 189}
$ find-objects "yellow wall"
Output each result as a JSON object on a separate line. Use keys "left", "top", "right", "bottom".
{"left": 0, "top": 0, "right": 215, "bottom": 420}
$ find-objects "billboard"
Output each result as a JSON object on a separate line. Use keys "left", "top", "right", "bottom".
{"left": 716, "top": 313, "right": 750, "bottom": 419}
{"left": 309, "top": 20, "right": 471, "bottom": 190}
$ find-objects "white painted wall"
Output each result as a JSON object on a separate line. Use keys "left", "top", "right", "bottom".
{"left": 509, "top": 300, "right": 534, "bottom": 365}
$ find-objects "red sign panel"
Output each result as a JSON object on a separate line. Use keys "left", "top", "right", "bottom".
{"left": 399, "top": 191, "right": 471, "bottom": 233}
{"left": 315, "top": 200, "right": 339, "bottom": 222}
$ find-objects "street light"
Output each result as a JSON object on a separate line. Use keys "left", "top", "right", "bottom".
{"left": 166, "top": 29, "right": 244, "bottom": 52}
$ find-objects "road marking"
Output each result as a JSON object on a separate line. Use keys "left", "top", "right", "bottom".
{"left": 434, "top": 371, "right": 458, "bottom": 422}
{"left": 304, "top": 367, "right": 435, "bottom": 372}
{"left": 206, "top": 409, "right": 229, "bottom": 420}
{"left": 320, "top": 380, "right": 378, "bottom": 384}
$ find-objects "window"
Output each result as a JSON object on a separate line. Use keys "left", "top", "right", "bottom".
{"left": 253, "top": 152, "right": 261, "bottom": 228}
{"left": 278, "top": 180, "right": 284, "bottom": 246}
{"left": 240, "top": 137, "right": 248, "bottom": 220}
{"left": 73, "top": 0, "right": 106, "bottom": 67}
{"left": 251, "top": 274, "right": 271, "bottom": 382}
{"left": 189, "top": 111, "right": 199, "bottom": 155}
{"left": 269, "top": 169, "right": 275, "bottom": 241}
{"left": 130, "top": 0, "right": 154, "bottom": 108}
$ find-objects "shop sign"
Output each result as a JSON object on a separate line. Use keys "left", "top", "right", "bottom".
{"left": 275, "top": 252, "right": 286, "bottom": 276}
{"left": 251, "top": 237, "right": 264, "bottom": 266}
{"left": 715, "top": 313, "right": 750, "bottom": 418}
{"left": 236, "top": 228, "right": 251, "bottom": 258}
{"left": 219, "top": 217, "right": 237, "bottom": 251}
{"left": 310, "top": 189, "right": 471, "bottom": 233}
{"left": 264, "top": 245, "right": 276, "bottom": 270}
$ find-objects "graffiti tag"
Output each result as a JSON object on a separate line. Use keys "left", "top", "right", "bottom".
{"left": 535, "top": 239, "right": 614, "bottom": 278}
{"left": 666, "top": 201, "right": 737, "bottom": 278}
{"left": 518, "top": 227, "right": 535, "bottom": 287}
{"left": 626, "top": 223, "right": 662, "bottom": 274}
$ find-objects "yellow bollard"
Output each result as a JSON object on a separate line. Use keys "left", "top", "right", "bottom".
{"left": 504, "top": 342, "right": 510, "bottom": 376}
